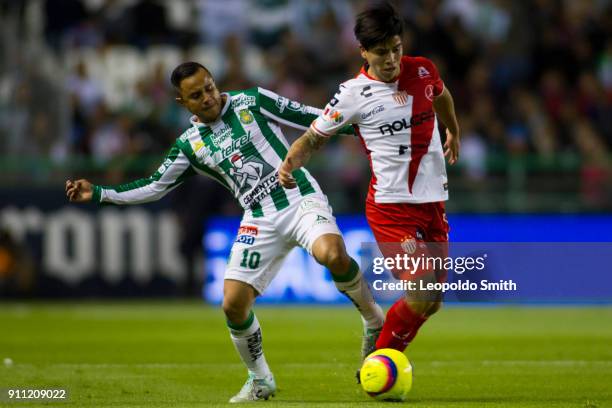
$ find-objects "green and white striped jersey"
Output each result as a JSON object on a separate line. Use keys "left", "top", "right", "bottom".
{"left": 92, "top": 87, "right": 325, "bottom": 217}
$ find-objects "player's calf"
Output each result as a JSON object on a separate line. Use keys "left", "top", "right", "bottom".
{"left": 312, "top": 234, "right": 384, "bottom": 359}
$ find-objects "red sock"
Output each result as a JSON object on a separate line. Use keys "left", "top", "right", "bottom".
{"left": 375, "top": 298, "right": 428, "bottom": 352}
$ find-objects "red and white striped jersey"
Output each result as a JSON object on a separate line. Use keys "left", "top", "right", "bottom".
{"left": 311, "top": 56, "right": 448, "bottom": 204}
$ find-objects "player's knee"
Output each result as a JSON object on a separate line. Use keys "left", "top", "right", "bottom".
{"left": 222, "top": 297, "right": 249, "bottom": 324}
{"left": 320, "top": 245, "right": 350, "bottom": 274}
{"left": 312, "top": 235, "right": 350, "bottom": 273}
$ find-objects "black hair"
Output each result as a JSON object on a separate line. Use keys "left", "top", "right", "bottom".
{"left": 354, "top": 2, "right": 403, "bottom": 50}
{"left": 170, "top": 61, "right": 211, "bottom": 89}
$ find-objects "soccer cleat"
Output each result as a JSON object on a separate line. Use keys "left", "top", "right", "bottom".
{"left": 361, "top": 326, "right": 383, "bottom": 361}
{"left": 229, "top": 372, "right": 276, "bottom": 403}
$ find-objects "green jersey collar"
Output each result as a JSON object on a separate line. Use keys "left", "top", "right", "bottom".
{"left": 189, "top": 92, "right": 231, "bottom": 128}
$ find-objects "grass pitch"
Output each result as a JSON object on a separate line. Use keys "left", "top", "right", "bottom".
{"left": 0, "top": 302, "right": 610, "bottom": 407}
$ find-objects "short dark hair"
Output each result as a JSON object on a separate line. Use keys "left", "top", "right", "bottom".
{"left": 354, "top": 2, "right": 403, "bottom": 50}
{"left": 170, "top": 61, "right": 211, "bottom": 89}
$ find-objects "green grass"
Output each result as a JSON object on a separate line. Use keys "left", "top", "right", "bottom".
{"left": 0, "top": 302, "right": 611, "bottom": 407}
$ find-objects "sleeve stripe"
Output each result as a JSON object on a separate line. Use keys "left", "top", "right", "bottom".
{"left": 101, "top": 150, "right": 192, "bottom": 204}
{"left": 260, "top": 107, "right": 310, "bottom": 131}
{"left": 257, "top": 87, "right": 278, "bottom": 100}
{"left": 310, "top": 122, "right": 333, "bottom": 138}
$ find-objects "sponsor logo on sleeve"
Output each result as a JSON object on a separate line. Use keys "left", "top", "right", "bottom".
{"left": 157, "top": 158, "right": 174, "bottom": 174}
{"left": 179, "top": 127, "right": 199, "bottom": 142}
{"left": 323, "top": 108, "right": 343, "bottom": 124}
{"left": 276, "top": 96, "right": 288, "bottom": 112}
{"left": 275, "top": 96, "right": 307, "bottom": 114}
{"left": 418, "top": 66, "right": 431, "bottom": 78}
{"left": 287, "top": 100, "right": 306, "bottom": 112}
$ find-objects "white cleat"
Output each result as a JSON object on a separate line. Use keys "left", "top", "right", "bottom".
{"left": 229, "top": 372, "right": 276, "bottom": 403}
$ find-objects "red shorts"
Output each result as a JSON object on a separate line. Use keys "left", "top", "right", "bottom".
{"left": 366, "top": 199, "right": 449, "bottom": 282}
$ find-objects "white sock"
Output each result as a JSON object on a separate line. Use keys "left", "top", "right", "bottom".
{"left": 334, "top": 259, "right": 384, "bottom": 329}
{"left": 228, "top": 311, "right": 272, "bottom": 379}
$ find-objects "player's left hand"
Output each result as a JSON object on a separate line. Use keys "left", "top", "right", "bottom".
{"left": 444, "top": 128, "right": 460, "bottom": 165}
{"left": 278, "top": 159, "right": 297, "bottom": 189}
{"left": 65, "top": 179, "right": 93, "bottom": 202}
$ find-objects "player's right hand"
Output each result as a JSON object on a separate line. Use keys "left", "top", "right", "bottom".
{"left": 443, "top": 128, "right": 460, "bottom": 165}
{"left": 65, "top": 179, "right": 93, "bottom": 202}
{"left": 278, "top": 159, "right": 297, "bottom": 189}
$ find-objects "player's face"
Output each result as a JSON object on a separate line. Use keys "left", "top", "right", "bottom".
{"left": 361, "top": 35, "right": 403, "bottom": 82}
{"left": 176, "top": 68, "right": 224, "bottom": 123}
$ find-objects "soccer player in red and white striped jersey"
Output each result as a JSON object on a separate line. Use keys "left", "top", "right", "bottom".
{"left": 280, "top": 1, "right": 460, "bottom": 356}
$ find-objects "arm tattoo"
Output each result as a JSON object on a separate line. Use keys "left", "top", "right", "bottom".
{"left": 305, "top": 129, "right": 328, "bottom": 150}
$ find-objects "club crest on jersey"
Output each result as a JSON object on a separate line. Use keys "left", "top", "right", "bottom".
{"left": 238, "top": 109, "right": 254, "bottom": 125}
{"left": 400, "top": 235, "right": 417, "bottom": 254}
{"left": 425, "top": 84, "right": 435, "bottom": 101}
{"left": 392, "top": 90, "right": 409, "bottom": 105}
{"left": 418, "top": 66, "right": 431, "bottom": 78}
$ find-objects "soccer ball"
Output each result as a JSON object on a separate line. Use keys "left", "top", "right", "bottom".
{"left": 359, "top": 348, "right": 413, "bottom": 401}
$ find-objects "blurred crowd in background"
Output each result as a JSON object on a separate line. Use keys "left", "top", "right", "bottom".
{"left": 0, "top": 0, "right": 610, "bottom": 213}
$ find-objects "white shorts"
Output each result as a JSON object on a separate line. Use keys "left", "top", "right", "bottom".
{"left": 224, "top": 193, "right": 342, "bottom": 294}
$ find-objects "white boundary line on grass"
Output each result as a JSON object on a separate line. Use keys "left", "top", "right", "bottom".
{"left": 9, "top": 360, "right": 612, "bottom": 368}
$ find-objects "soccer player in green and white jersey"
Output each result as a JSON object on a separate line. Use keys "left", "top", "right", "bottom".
{"left": 65, "top": 62, "right": 384, "bottom": 403}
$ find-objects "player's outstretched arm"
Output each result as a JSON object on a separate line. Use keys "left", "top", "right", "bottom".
{"left": 279, "top": 128, "right": 328, "bottom": 189}
{"left": 433, "top": 87, "right": 461, "bottom": 165}
{"left": 67, "top": 144, "right": 195, "bottom": 205}
{"left": 65, "top": 179, "right": 93, "bottom": 202}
